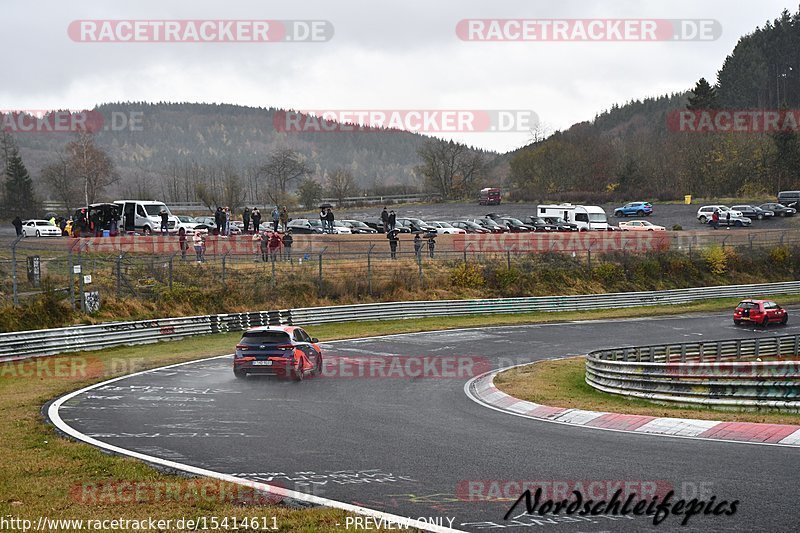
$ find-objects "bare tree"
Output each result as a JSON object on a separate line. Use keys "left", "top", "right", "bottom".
{"left": 41, "top": 153, "right": 82, "bottom": 212}
{"left": 259, "top": 148, "right": 310, "bottom": 204}
{"left": 416, "top": 139, "right": 484, "bottom": 199}
{"left": 65, "top": 131, "right": 117, "bottom": 206}
{"left": 327, "top": 168, "right": 358, "bottom": 206}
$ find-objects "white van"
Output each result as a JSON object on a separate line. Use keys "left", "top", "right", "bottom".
{"left": 537, "top": 204, "right": 608, "bottom": 231}
{"left": 114, "top": 200, "right": 180, "bottom": 235}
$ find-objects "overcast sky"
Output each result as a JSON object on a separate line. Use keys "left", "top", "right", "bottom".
{"left": 1, "top": 0, "right": 794, "bottom": 153}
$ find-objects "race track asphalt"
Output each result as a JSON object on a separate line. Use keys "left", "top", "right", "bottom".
{"left": 50, "top": 313, "right": 800, "bottom": 532}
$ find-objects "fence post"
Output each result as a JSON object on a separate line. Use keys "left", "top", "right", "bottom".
{"left": 271, "top": 253, "right": 276, "bottom": 287}
{"left": 318, "top": 246, "right": 327, "bottom": 295}
{"left": 116, "top": 253, "right": 123, "bottom": 297}
{"left": 418, "top": 251, "right": 423, "bottom": 283}
{"left": 78, "top": 247, "right": 85, "bottom": 313}
{"left": 68, "top": 241, "right": 76, "bottom": 309}
{"left": 367, "top": 244, "right": 374, "bottom": 295}
{"left": 11, "top": 235, "right": 22, "bottom": 306}
{"left": 168, "top": 253, "right": 176, "bottom": 289}
{"left": 222, "top": 252, "right": 228, "bottom": 284}
{"left": 506, "top": 249, "right": 511, "bottom": 270}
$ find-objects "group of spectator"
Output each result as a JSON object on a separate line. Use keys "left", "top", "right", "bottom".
{"left": 380, "top": 206, "right": 397, "bottom": 232}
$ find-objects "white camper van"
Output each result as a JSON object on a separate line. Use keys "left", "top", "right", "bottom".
{"left": 537, "top": 203, "right": 608, "bottom": 231}
{"left": 114, "top": 200, "right": 180, "bottom": 235}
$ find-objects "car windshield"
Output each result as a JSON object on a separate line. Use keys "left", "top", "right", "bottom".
{"left": 482, "top": 219, "right": 502, "bottom": 227}
{"left": 308, "top": 220, "right": 322, "bottom": 227}
{"left": 347, "top": 221, "right": 368, "bottom": 228}
{"left": 178, "top": 216, "right": 194, "bottom": 222}
{"left": 504, "top": 218, "right": 524, "bottom": 225}
{"left": 143, "top": 204, "right": 170, "bottom": 216}
{"left": 737, "top": 302, "right": 758, "bottom": 309}
{"left": 549, "top": 217, "right": 567, "bottom": 224}
{"left": 36, "top": 221, "right": 55, "bottom": 226}
{"left": 437, "top": 222, "right": 453, "bottom": 228}
{"left": 241, "top": 331, "right": 291, "bottom": 345}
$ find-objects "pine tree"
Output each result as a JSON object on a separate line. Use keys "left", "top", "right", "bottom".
{"left": 687, "top": 78, "right": 719, "bottom": 110}
{"left": 4, "top": 147, "right": 39, "bottom": 217}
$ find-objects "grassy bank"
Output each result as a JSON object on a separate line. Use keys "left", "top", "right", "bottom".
{"left": 4, "top": 244, "right": 800, "bottom": 332}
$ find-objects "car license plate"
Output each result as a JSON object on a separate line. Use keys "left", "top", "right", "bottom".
{"left": 252, "top": 360, "right": 273, "bottom": 366}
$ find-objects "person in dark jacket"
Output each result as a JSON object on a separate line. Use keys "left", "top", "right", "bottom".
{"left": 380, "top": 207, "right": 389, "bottom": 232}
{"left": 178, "top": 227, "right": 187, "bottom": 260}
{"left": 214, "top": 207, "right": 222, "bottom": 235}
{"left": 427, "top": 233, "right": 436, "bottom": 258}
{"left": 387, "top": 229, "right": 399, "bottom": 259}
{"left": 12, "top": 216, "right": 23, "bottom": 236}
{"left": 282, "top": 230, "right": 293, "bottom": 260}
{"left": 242, "top": 207, "right": 251, "bottom": 233}
{"left": 388, "top": 210, "right": 396, "bottom": 231}
{"left": 325, "top": 208, "right": 335, "bottom": 233}
{"left": 413, "top": 233, "right": 423, "bottom": 259}
{"left": 159, "top": 209, "right": 169, "bottom": 236}
{"left": 251, "top": 208, "right": 261, "bottom": 233}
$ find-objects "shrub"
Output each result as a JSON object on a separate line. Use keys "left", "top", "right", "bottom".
{"left": 449, "top": 262, "right": 485, "bottom": 289}
{"left": 769, "top": 245, "right": 791, "bottom": 265}
{"left": 592, "top": 263, "right": 626, "bottom": 285}
{"left": 672, "top": 224, "right": 683, "bottom": 231}
{"left": 703, "top": 245, "right": 727, "bottom": 275}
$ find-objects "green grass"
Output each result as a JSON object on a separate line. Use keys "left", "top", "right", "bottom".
{"left": 495, "top": 357, "right": 800, "bottom": 425}
{"left": 3, "top": 295, "right": 800, "bottom": 531}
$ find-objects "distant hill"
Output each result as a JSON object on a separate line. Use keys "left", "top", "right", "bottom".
{"left": 11, "top": 102, "right": 498, "bottom": 203}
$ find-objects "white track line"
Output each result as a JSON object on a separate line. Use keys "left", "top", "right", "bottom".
{"left": 47, "top": 354, "right": 464, "bottom": 533}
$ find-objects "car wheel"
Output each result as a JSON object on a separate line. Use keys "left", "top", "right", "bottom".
{"left": 781, "top": 314, "right": 788, "bottom": 325}
{"left": 757, "top": 214, "right": 763, "bottom": 220}
{"left": 637, "top": 210, "right": 645, "bottom": 216}
{"left": 143, "top": 226, "right": 152, "bottom": 235}
{"left": 233, "top": 368, "right": 246, "bottom": 379}
{"left": 314, "top": 354, "right": 323, "bottom": 375}
{"left": 733, "top": 319, "right": 741, "bottom": 326}
{"left": 698, "top": 216, "right": 707, "bottom": 223}
{"left": 762, "top": 316, "right": 769, "bottom": 328}
{"left": 292, "top": 360, "right": 304, "bottom": 381}
{"left": 614, "top": 211, "right": 622, "bottom": 217}
{"left": 735, "top": 220, "right": 743, "bottom": 227}
{"left": 35, "top": 230, "right": 40, "bottom": 237}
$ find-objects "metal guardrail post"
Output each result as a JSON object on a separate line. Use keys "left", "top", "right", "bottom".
{"left": 11, "top": 235, "right": 22, "bottom": 306}
{"left": 754, "top": 338, "right": 760, "bottom": 358}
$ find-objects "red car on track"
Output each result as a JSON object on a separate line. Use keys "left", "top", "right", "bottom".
{"left": 733, "top": 300, "right": 788, "bottom": 327}
{"left": 233, "top": 326, "right": 322, "bottom": 380}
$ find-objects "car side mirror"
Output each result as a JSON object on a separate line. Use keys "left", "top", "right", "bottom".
{"left": 311, "top": 337, "right": 319, "bottom": 343}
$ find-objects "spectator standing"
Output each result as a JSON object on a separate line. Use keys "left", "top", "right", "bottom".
{"left": 272, "top": 206, "right": 280, "bottom": 232}
{"left": 160, "top": 209, "right": 169, "bottom": 236}
{"left": 319, "top": 206, "right": 327, "bottom": 232}
{"left": 59, "top": 217, "right": 67, "bottom": 236}
{"left": 380, "top": 207, "right": 389, "bottom": 232}
{"left": 268, "top": 231, "right": 282, "bottom": 261}
{"left": 178, "top": 227, "right": 187, "bottom": 260}
{"left": 711, "top": 210, "right": 719, "bottom": 230}
{"left": 413, "top": 233, "right": 423, "bottom": 259}
{"left": 251, "top": 208, "right": 261, "bottom": 233}
{"left": 427, "top": 233, "right": 436, "bottom": 258}
{"left": 280, "top": 206, "right": 289, "bottom": 231}
{"left": 387, "top": 229, "right": 399, "bottom": 259}
{"left": 214, "top": 207, "right": 223, "bottom": 235}
{"left": 258, "top": 231, "right": 268, "bottom": 262}
{"left": 282, "top": 230, "right": 293, "bottom": 260}
{"left": 193, "top": 230, "right": 206, "bottom": 262}
{"left": 726, "top": 210, "right": 731, "bottom": 229}
{"left": 388, "top": 210, "right": 396, "bottom": 231}
{"left": 325, "top": 208, "right": 335, "bottom": 233}
{"left": 243, "top": 207, "right": 251, "bottom": 233}
{"left": 12, "top": 216, "right": 22, "bottom": 236}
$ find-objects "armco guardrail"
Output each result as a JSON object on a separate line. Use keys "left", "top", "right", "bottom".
{"left": 586, "top": 335, "right": 800, "bottom": 410}
{"left": 3, "top": 280, "right": 800, "bottom": 362}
